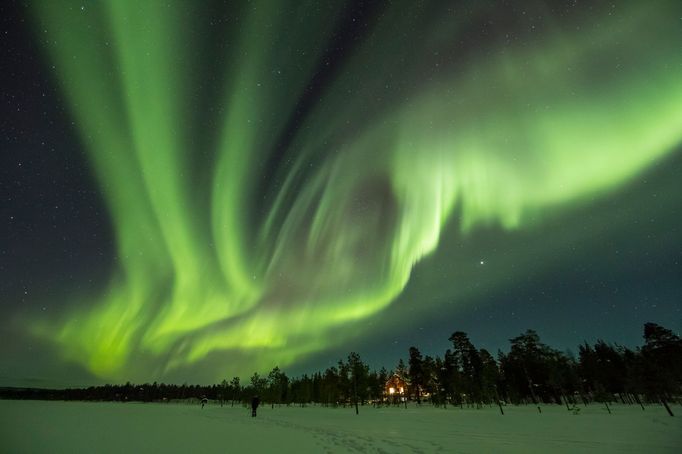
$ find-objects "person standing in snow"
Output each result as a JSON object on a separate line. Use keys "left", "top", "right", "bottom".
{"left": 251, "top": 395, "right": 260, "bottom": 417}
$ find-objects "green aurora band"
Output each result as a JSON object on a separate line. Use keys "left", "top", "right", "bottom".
{"left": 28, "top": 1, "right": 682, "bottom": 381}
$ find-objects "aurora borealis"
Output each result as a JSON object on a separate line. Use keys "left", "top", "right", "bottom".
{"left": 1, "top": 1, "right": 681, "bottom": 385}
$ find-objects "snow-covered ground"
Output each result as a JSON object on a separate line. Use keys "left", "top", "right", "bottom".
{"left": 1, "top": 400, "right": 680, "bottom": 453}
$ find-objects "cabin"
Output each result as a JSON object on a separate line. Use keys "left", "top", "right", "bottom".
{"left": 385, "top": 373, "right": 408, "bottom": 398}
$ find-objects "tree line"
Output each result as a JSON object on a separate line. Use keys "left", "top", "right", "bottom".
{"left": 2, "top": 323, "right": 680, "bottom": 415}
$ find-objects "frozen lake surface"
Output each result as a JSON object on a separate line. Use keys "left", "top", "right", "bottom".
{"left": 1, "top": 400, "right": 680, "bottom": 453}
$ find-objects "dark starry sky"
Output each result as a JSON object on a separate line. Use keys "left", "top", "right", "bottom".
{"left": 1, "top": 0, "right": 680, "bottom": 386}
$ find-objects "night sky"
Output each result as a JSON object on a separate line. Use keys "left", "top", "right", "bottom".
{"left": 1, "top": 0, "right": 680, "bottom": 387}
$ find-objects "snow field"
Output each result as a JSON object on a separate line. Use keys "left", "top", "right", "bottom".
{"left": 1, "top": 400, "right": 680, "bottom": 453}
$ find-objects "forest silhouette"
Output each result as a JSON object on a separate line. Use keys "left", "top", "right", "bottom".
{"left": 2, "top": 323, "right": 680, "bottom": 417}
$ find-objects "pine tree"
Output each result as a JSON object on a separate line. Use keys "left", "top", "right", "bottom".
{"left": 348, "top": 352, "right": 369, "bottom": 414}
{"left": 229, "top": 376, "right": 241, "bottom": 406}
{"left": 408, "top": 346, "right": 425, "bottom": 403}
{"left": 641, "top": 323, "right": 682, "bottom": 416}
{"left": 449, "top": 331, "right": 483, "bottom": 406}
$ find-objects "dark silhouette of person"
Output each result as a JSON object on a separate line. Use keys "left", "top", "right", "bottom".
{"left": 251, "top": 395, "right": 260, "bottom": 417}
{"left": 201, "top": 396, "right": 208, "bottom": 409}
